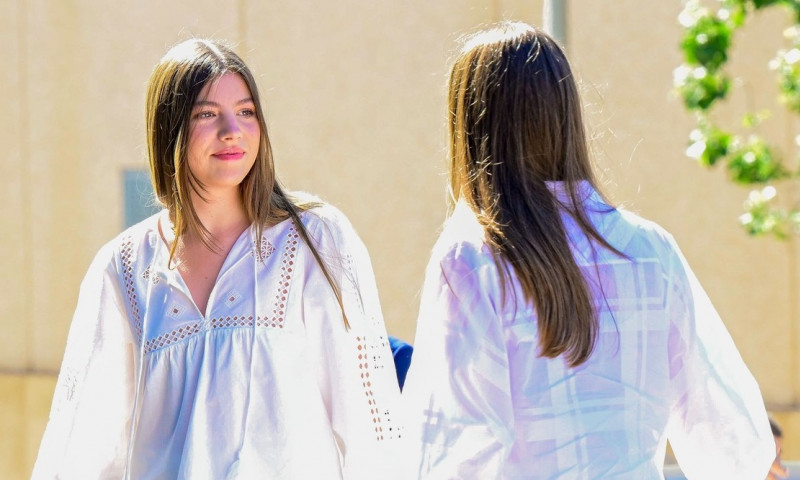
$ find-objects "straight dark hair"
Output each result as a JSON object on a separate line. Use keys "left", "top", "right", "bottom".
{"left": 146, "top": 38, "right": 349, "bottom": 327}
{"left": 448, "top": 22, "right": 624, "bottom": 366}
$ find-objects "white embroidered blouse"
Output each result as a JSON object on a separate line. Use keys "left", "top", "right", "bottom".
{"left": 33, "top": 203, "right": 402, "bottom": 479}
{"left": 402, "top": 182, "right": 774, "bottom": 479}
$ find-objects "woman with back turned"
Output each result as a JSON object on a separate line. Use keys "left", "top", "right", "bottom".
{"left": 32, "top": 39, "right": 401, "bottom": 479}
{"left": 402, "top": 22, "right": 774, "bottom": 479}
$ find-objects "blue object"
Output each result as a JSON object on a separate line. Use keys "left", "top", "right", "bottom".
{"left": 388, "top": 336, "right": 413, "bottom": 391}
{"left": 123, "top": 169, "right": 160, "bottom": 228}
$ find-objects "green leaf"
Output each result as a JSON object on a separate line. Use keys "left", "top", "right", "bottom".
{"left": 677, "top": 0, "right": 800, "bottom": 240}
{"left": 740, "top": 110, "right": 771, "bottom": 127}
{"left": 773, "top": 47, "right": 800, "bottom": 112}
{"left": 680, "top": 14, "right": 732, "bottom": 71}
{"left": 751, "top": 0, "right": 783, "bottom": 9}
{"left": 720, "top": 1, "right": 748, "bottom": 27}
{"left": 676, "top": 69, "right": 730, "bottom": 110}
{"left": 727, "top": 139, "right": 787, "bottom": 183}
{"left": 686, "top": 124, "right": 733, "bottom": 166}
{"left": 739, "top": 186, "right": 788, "bottom": 238}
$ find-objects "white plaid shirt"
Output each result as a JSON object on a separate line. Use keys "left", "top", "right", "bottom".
{"left": 402, "top": 182, "right": 773, "bottom": 479}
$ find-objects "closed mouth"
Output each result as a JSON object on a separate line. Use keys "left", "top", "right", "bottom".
{"left": 213, "top": 151, "right": 245, "bottom": 160}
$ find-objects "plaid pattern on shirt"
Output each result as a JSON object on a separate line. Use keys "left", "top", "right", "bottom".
{"left": 402, "top": 182, "right": 774, "bottom": 479}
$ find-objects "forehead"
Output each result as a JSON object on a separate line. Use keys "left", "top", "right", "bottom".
{"left": 196, "top": 72, "right": 253, "bottom": 101}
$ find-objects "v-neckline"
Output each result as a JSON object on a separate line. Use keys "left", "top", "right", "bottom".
{"left": 156, "top": 211, "right": 254, "bottom": 319}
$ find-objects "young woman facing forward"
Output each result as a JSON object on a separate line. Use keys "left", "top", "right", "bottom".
{"left": 33, "top": 39, "right": 401, "bottom": 479}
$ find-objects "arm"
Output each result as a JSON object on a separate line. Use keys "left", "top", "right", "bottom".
{"left": 664, "top": 237, "right": 774, "bottom": 479}
{"left": 32, "top": 245, "right": 136, "bottom": 480}
{"left": 302, "top": 208, "right": 403, "bottom": 480}
{"left": 402, "top": 251, "right": 514, "bottom": 480}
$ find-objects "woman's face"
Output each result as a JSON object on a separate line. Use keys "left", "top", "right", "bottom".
{"left": 186, "top": 72, "right": 260, "bottom": 198}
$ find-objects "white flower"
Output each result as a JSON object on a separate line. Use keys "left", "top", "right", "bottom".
{"left": 785, "top": 48, "right": 800, "bottom": 65}
{"left": 673, "top": 65, "right": 692, "bottom": 85}
{"left": 686, "top": 141, "right": 706, "bottom": 159}
{"left": 739, "top": 212, "right": 753, "bottom": 225}
{"left": 693, "top": 66, "right": 707, "bottom": 79}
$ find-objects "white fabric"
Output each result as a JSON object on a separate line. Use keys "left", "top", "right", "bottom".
{"left": 402, "top": 182, "right": 774, "bottom": 479}
{"left": 33, "top": 203, "right": 402, "bottom": 480}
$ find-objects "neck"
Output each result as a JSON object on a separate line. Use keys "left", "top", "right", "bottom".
{"left": 185, "top": 189, "right": 250, "bottom": 247}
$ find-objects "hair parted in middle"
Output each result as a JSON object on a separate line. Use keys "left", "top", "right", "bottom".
{"left": 448, "top": 22, "right": 625, "bottom": 366}
{"left": 145, "top": 38, "right": 348, "bottom": 327}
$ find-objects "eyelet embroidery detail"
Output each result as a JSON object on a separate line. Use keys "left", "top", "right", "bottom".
{"left": 384, "top": 409, "right": 404, "bottom": 440}
{"left": 343, "top": 246, "right": 399, "bottom": 440}
{"left": 144, "top": 313, "right": 289, "bottom": 353}
{"left": 142, "top": 265, "right": 160, "bottom": 285}
{"left": 140, "top": 225, "right": 300, "bottom": 353}
{"left": 210, "top": 315, "right": 255, "bottom": 329}
{"left": 121, "top": 236, "right": 143, "bottom": 341}
{"left": 144, "top": 323, "right": 202, "bottom": 353}
{"left": 369, "top": 336, "right": 389, "bottom": 372}
{"left": 251, "top": 236, "right": 276, "bottom": 263}
{"left": 264, "top": 224, "right": 299, "bottom": 329}
{"left": 225, "top": 290, "right": 243, "bottom": 308}
{"left": 167, "top": 303, "right": 184, "bottom": 319}
{"left": 357, "top": 335, "right": 385, "bottom": 441}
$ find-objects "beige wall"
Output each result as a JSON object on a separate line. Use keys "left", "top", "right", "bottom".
{"left": 2, "top": 0, "right": 798, "bottom": 477}
{"left": 571, "top": 1, "right": 798, "bottom": 407}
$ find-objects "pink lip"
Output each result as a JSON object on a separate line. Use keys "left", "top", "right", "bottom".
{"left": 212, "top": 149, "right": 245, "bottom": 161}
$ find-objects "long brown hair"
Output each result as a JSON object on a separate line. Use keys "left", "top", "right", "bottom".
{"left": 146, "top": 38, "right": 348, "bottom": 327}
{"left": 448, "top": 22, "right": 623, "bottom": 366}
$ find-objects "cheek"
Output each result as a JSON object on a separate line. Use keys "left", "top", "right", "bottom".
{"left": 245, "top": 126, "right": 261, "bottom": 151}
{"left": 186, "top": 127, "right": 206, "bottom": 156}
{"left": 246, "top": 123, "right": 261, "bottom": 140}
{"left": 185, "top": 128, "right": 209, "bottom": 173}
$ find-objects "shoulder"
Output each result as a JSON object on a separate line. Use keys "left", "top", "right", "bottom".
{"left": 97, "top": 211, "right": 164, "bottom": 266}
{"left": 435, "top": 202, "right": 491, "bottom": 258}
{"left": 107, "top": 210, "right": 163, "bottom": 247}
{"left": 428, "top": 202, "right": 498, "bottom": 284}
{"left": 609, "top": 208, "right": 687, "bottom": 273}
{"left": 301, "top": 200, "right": 353, "bottom": 232}
{"left": 82, "top": 210, "right": 164, "bottom": 280}
{"left": 616, "top": 209, "right": 679, "bottom": 249}
{"left": 293, "top": 194, "right": 362, "bottom": 252}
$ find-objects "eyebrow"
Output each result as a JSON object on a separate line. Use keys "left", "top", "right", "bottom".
{"left": 192, "top": 98, "right": 255, "bottom": 108}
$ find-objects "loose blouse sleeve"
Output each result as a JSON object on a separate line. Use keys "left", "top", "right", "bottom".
{"left": 302, "top": 208, "right": 403, "bottom": 480}
{"left": 32, "top": 244, "right": 136, "bottom": 479}
{"left": 664, "top": 236, "right": 774, "bottom": 479}
{"left": 402, "top": 249, "right": 514, "bottom": 480}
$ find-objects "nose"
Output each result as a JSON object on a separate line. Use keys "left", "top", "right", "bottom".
{"left": 219, "top": 113, "right": 243, "bottom": 141}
